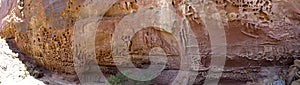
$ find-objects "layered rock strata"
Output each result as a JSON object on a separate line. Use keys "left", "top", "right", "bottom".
{"left": 0, "top": 0, "right": 300, "bottom": 84}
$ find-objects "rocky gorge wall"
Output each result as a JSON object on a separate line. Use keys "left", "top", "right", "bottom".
{"left": 0, "top": 0, "right": 300, "bottom": 84}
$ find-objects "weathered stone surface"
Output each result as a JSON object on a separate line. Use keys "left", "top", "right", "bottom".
{"left": 0, "top": 0, "right": 300, "bottom": 84}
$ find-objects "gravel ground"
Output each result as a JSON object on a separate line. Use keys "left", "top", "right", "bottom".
{"left": 0, "top": 37, "right": 45, "bottom": 85}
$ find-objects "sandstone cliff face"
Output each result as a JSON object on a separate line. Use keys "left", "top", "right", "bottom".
{"left": 0, "top": 0, "right": 300, "bottom": 84}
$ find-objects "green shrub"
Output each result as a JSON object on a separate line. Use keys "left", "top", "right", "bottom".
{"left": 106, "top": 71, "right": 154, "bottom": 85}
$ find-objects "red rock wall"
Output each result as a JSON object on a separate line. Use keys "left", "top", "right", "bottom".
{"left": 0, "top": 0, "right": 300, "bottom": 84}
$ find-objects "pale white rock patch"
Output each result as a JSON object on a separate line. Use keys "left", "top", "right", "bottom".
{"left": 0, "top": 37, "right": 45, "bottom": 85}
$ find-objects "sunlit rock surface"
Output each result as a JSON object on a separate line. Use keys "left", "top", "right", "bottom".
{"left": 0, "top": 37, "right": 45, "bottom": 85}
{"left": 0, "top": 0, "right": 300, "bottom": 84}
